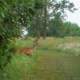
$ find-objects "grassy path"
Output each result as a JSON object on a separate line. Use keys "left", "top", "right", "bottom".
{"left": 27, "top": 50, "right": 80, "bottom": 80}
{"left": 1, "top": 50, "right": 80, "bottom": 80}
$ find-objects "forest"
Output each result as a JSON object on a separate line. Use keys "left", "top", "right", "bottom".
{"left": 0, "top": 0, "right": 80, "bottom": 80}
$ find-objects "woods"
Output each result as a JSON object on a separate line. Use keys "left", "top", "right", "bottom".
{"left": 27, "top": 0, "right": 78, "bottom": 38}
{"left": 0, "top": 0, "right": 79, "bottom": 69}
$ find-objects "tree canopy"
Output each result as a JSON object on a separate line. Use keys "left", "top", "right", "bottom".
{"left": 27, "top": 0, "right": 77, "bottom": 38}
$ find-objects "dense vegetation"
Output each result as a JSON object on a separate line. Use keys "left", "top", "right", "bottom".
{"left": 47, "top": 21, "right": 80, "bottom": 37}
{"left": 0, "top": 0, "right": 47, "bottom": 68}
{"left": 27, "top": 0, "right": 78, "bottom": 38}
{"left": 0, "top": 37, "right": 80, "bottom": 80}
{"left": 0, "top": 0, "right": 80, "bottom": 79}
{"left": 0, "top": 0, "right": 79, "bottom": 71}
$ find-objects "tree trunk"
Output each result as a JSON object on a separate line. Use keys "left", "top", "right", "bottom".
{"left": 36, "top": 13, "right": 40, "bottom": 39}
{"left": 43, "top": 7, "right": 47, "bottom": 39}
{"left": 37, "top": 27, "right": 40, "bottom": 39}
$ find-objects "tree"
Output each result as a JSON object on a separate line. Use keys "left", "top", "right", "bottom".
{"left": 26, "top": 0, "right": 77, "bottom": 39}
{"left": 43, "top": 7, "right": 47, "bottom": 39}
{"left": 63, "top": 22, "right": 80, "bottom": 37}
{"left": 43, "top": 0, "right": 77, "bottom": 38}
{"left": 47, "top": 12, "right": 64, "bottom": 37}
{"left": 0, "top": 0, "right": 42, "bottom": 68}
{"left": 26, "top": 0, "right": 47, "bottom": 39}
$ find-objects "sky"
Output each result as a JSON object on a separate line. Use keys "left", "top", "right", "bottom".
{"left": 66, "top": 0, "right": 80, "bottom": 26}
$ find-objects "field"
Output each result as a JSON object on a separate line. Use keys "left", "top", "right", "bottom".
{"left": 0, "top": 37, "right": 80, "bottom": 80}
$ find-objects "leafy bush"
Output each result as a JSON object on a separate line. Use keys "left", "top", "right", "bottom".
{"left": 0, "top": 39, "right": 17, "bottom": 68}
{"left": 0, "top": 0, "right": 39, "bottom": 69}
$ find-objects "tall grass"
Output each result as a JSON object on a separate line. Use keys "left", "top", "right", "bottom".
{"left": 3, "top": 53, "right": 38, "bottom": 80}
{"left": 0, "top": 39, "right": 38, "bottom": 80}
{"left": 38, "top": 37, "right": 62, "bottom": 50}
{"left": 0, "top": 52, "right": 38, "bottom": 80}
{"left": 0, "top": 37, "right": 80, "bottom": 80}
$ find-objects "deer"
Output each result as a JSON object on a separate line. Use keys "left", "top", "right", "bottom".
{"left": 18, "top": 39, "right": 39, "bottom": 56}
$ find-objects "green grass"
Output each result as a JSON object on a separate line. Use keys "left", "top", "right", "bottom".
{"left": 0, "top": 37, "right": 80, "bottom": 80}
{"left": 36, "top": 50, "right": 80, "bottom": 80}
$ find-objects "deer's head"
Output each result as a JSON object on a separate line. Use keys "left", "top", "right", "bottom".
{"left": 33, "top": 39, "right": 39, "bottom": 47}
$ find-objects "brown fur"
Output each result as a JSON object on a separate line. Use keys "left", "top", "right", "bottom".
{"left": 18, "top": 41, "right": 38, "bottom": 56}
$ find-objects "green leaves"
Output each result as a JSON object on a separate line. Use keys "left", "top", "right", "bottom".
{"left": 0, "top": 0, "right": 47, "bottom": 68}
{"left": 1, "top": 11, "right": 5, "bottom": 18}
{"left": 0, "top": 7, "right": 5, "bottom": 18}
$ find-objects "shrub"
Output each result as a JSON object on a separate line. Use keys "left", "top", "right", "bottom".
{"left": 0, "top": 39, "right": 17, "bottom": 68}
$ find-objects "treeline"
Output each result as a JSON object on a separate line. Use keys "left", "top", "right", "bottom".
{"left": 47, "top": 21, "right": 80, "bottom": 37}
{"left": 63, "top": 22, "right": 80, "bottom": 37}
{"left": 26, "top": 20, "right": 80, "bottom": 38}
{"left": 26, "top": 17, "right": 80, "bottom": 38}
{"left": 26, "top": 0, "right": 78, "bottom": 39}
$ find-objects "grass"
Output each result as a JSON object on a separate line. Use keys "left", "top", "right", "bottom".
{"left": 0, "top": 37, "right": 80, "bottom": 80}
{"left": 37, "top": 50, "right": 80, "bottom": 80}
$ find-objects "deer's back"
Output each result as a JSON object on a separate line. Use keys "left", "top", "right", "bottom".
{"left": 19, "top": 47, "right": 33, "bottom": 55}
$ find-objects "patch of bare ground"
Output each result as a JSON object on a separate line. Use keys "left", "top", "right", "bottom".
{"left": 58, "top": 42, "right": 80, "bottom": 56}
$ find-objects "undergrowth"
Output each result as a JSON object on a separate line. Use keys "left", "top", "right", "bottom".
{"left": 0, "top": 37, "right": 80, "bottom": 80}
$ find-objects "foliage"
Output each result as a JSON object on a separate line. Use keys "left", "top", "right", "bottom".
{"left": 63, "top": 22, "right": 80, "bottom": 36}
{"left": 0, "top": 39, "right": 38, "bottom": 80}
{"left": 0, "top": 0, "right": 45, "bottom": 68}
{"left": 26, "top": 0, "right": 77, "bottom": 38}
{"left": 47, "top": 13, "right": 64, "bottom": 37}
{"left": 0, "top": 39, "right": 17, "bottom": 68}
{"left": 0, "top": 37, "right": 80, "bottom": 80}
{"left": 0, "top": 0, "right": 78, "bottom": 69}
